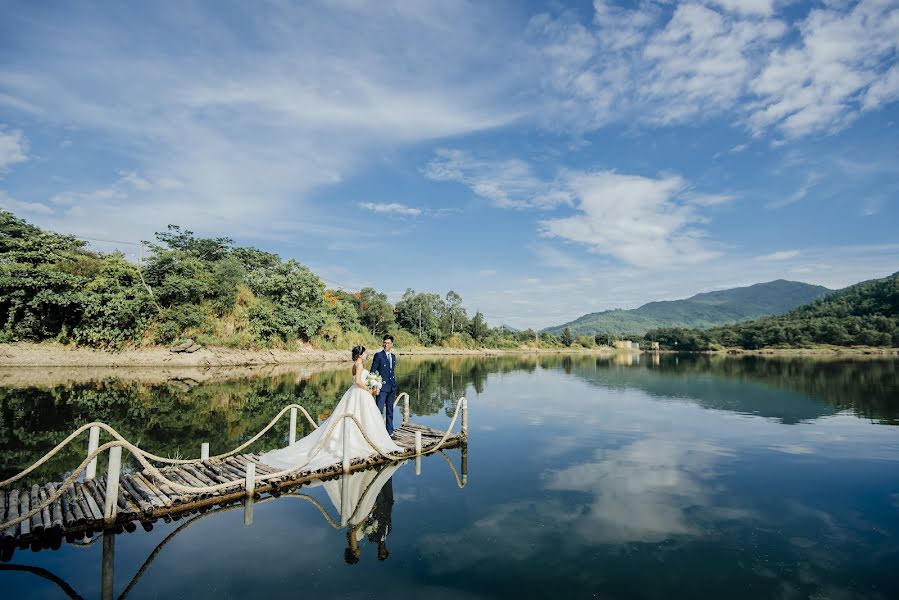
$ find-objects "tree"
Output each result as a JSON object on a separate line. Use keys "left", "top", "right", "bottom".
{"left": 396, "top": 289, "right": 442, "bottom": 344}
{"left": 561, "top": 327, "right": 574, "bottom": 347}
{"left": 357, "top": 287, "right": 395, "bottom": 336}
{"left": 469, "top": 311, "right": 489, "bottom": 342}
{"left": 441, "top": 290, "right": 467, "bottom": 337}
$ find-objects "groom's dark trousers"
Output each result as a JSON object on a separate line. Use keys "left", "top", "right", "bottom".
{"left": 375, "top": 387, "right": 396, "bottom": 435}
{"left": 371, "top": 349, "right": 397, "bottom": 434}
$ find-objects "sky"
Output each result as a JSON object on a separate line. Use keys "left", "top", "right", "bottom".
{"left": 1, "top": 0, "right": 898, "bottom": 330}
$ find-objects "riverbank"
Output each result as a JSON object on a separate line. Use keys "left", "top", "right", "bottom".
{"left": 0, "top": 341, "right": 616, "bottom": 368}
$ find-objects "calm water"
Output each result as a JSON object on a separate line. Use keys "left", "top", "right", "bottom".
{"left": 2, "top": 354, "right": 899, "bottom": 599}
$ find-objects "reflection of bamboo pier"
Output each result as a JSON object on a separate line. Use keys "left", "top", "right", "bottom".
{"left": 0, "top": 448, "right": 468, "bottom": 600}
{"left": 0, "top": 394, "right": 468, "bottom": 560}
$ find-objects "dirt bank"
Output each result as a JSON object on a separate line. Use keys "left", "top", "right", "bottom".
{"left": 0, "top": 342, "right": 615, "bottom": 368}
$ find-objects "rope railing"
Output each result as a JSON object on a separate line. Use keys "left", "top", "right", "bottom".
{"left": 0, "top": 403, "right": 319, "bottom": 489}
{"left": 0, "top": 396, "right": 468, "bottom": 532}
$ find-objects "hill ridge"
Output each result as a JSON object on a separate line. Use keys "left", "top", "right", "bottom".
{"left": 545, "top": 279, "right": 833, "bottom": 336}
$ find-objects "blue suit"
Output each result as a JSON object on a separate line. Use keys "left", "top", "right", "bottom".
{"left": 370, "top": 349, "right": 397, "bottom": 434}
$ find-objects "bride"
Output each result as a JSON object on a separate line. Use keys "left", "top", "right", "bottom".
{"left": 261, "top": 345, "right": 404, "bottom": 473}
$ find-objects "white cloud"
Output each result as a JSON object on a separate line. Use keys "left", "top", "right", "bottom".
{"left": 749, "top": 0, "right": 899, "bottom": 137}
{"left": 0, "top": 190, "right": 53, "bottom": 215}
{"left": 0, "top": 126, "right": 28, "bottom": 172}
{"left": 424, "top": 149, "right": 572, "bottom": 209}
{"left": 703, "top": 0, "right": 775, "bottom": 17}
{"left": 768, "top": 172, "right": 822, "bottom": 209}
{"left": 359, "top": 202, "right": 422, "bottom": 216}
{"left": 0, "top": 2, "right": 522, "bottom": 240}
{"left": 529, "top": 0, "right": 899, "bottom": 139}
{"left": 758, "top": 249, "right": 801, "bottom": 261}
{"left": 542, "top": 171, "right": 722, "bottom": 268}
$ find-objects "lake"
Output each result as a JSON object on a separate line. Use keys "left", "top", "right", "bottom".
{"left": 2, "top": 354, "right": 899, "bottom": 599}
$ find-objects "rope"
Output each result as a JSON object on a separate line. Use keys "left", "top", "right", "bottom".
{"left": 1, "top": 403, "right": 319, "bottom": 488}
{"left": 436, "top": 450, "right": 466, "bottom": 489}
{"left": 0, "top": 397, "right": 466, "bottom": 531}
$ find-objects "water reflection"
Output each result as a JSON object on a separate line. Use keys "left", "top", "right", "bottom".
{"left": 3, "top": 354, "right": 899, "bottom": 598}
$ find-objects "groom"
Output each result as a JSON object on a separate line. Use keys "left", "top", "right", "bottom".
{"left": 370, "top": 334, "right": 397, "bottom": 436}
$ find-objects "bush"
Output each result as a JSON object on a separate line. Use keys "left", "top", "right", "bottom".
{"left": 153, "top": 303, "right": 208, "bottom": 345}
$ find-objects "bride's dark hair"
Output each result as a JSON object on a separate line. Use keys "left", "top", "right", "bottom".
{"left": 351, "top": 345, "right": 366, "bottom": 361}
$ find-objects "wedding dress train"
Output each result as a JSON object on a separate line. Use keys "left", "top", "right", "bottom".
{"left": 261, "top": 370, "right": 404, "bottom": 473}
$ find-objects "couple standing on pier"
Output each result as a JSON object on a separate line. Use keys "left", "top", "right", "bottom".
{"left": 262, "top": 335, "right": 403, "bottom": 472}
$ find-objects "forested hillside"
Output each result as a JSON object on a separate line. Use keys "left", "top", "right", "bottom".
{"left": 546, "top": 280, "right": 832, "bottom": 336}
{"left": 646, "top": 272, "right": 899, "bottom": 350}
{"left": 0, "top": 211, "right": 544, "bottom": 350}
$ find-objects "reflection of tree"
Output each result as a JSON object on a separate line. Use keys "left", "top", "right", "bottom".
{"left": 561, "top": 354, "right": 899, "bottom": 425}
{"left": 4, "top": 354, "right": 895, "bottom": 485}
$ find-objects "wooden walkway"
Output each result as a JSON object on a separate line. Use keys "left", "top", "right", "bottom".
{"left": 1, "top": 422, "right": 464, "bottom": 557}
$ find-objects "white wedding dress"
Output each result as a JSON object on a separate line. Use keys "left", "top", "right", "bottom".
{"left": 261, "top": 369, "right": 404, "bottom": 473}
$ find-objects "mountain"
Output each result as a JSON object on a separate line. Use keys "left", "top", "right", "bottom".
{"left": 545, "top": 280, "right": 833, "bottom": 336}
{"left": 668, "top": 270, "right": 899, "bottom": 349}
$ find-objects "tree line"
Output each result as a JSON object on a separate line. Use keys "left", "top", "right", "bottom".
{"left": 640, "top": 272, "right": 899, "bottom": 351}
{"left": 0, "top": 210, "right": 567, "bottom": 350}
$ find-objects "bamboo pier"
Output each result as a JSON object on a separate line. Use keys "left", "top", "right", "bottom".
{"left": 1, "top": 395, "right": 468, "bottom": 560}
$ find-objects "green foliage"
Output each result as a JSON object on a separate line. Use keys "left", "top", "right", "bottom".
{"left": 561, "top": 327, "right": 574, "bottom": 347}
{"left": 0, "top": 210, "right": 610, "bottom": 350}
{"left": 356, "top": 287, "right": 395, "bottom": 336}
{"left": 547, "top": 280, "right": 833, "bottom": 336}
{"left": 154, "top": 303, "right": 208, "bottom": 344}
{"left": 646, "top": 272, "right": 899, "bottom": 350}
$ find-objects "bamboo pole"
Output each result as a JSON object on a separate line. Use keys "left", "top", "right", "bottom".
{"left": 200, "top": 443, "right": 209, "bottom": 461}
{"left": 243, "top": 496, "right": 254, "bottom": 526}
{"left": 244, "top": 462, "right": 255, "bottom": 497}
{"left": 404, "top": 394, "right": 410, "bottom": 424}
{"left": 342, "top": 417, "right": 351, "bottom": 473}
{"left": 461, "top": 397, "right": 468, "bottom": 437}
{"left": 289, "top": 407, "right": 297, "bottom": 446}
{"left": 85, "top": 426, "right": 100, "bottom": 481}
{"left": 103, "top": 447, "right": 122, "bottom": 524}
{"left": 101, "top": 532, "right": 115, "bottom": 600}
{"left": 415, "top": 431, "right": 422, "bottom": 476}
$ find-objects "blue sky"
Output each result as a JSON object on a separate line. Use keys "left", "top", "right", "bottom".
{"left": 1, "top": 0, "right": 898, "bottom": 329}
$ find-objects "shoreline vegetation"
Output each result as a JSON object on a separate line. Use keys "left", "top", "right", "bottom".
{"left": 2, "top": 211, "right": 896, "bottom": 360}
{"left": 0, "top": 341, "right": 894, "bottom": 370}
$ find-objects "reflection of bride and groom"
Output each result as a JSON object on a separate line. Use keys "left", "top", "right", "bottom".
{"left": 260, "top": 334, "right": 403, "bottom": 563}
{"left": 262, "top": 335, "right": 402, "bottom": 473}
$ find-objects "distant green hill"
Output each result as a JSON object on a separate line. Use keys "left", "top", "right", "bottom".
{"left": 649, "top": 271, "right": 899, "bottom": 350}
{"left": 545, "top": 280, "right": 833, "bottom": 336}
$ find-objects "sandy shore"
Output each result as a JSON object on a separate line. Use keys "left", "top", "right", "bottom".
{"left": 0, "top": 342, "right": 614, "bottom": 368}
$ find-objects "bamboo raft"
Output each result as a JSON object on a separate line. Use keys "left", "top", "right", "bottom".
{"left": 1, "top": 397, "right": 468, "bottom": 560}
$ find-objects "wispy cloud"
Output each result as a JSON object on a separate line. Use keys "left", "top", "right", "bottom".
{"left": 0, "top": 125, "right": 28, "bottom": 173}
{"left": 768, "top": 172, "right": 823, "bottom": 209}
{"left": 529, "top": 0, "right": 899, "bottom": 138}
{"left": 359, "top": 202, "right": 422, "bottom": 216}
{"left": 758, "top": 250, "right": 801, "bottom": 261}
{"left": 542, "top": 171, "right": 722, "bottom": 268}
{"left": 0, "top": 190, "right": 52, "bottom": 216}
{"left": 0, "top": 2, "right": 521, "bottom": 240}
{"left": 424, "top": 149, "right": 572, "bottom": 209}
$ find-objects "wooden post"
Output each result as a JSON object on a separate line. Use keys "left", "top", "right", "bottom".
{"left": 245, "top": 462, "right": 255, "bottom": 497}
{"left": 461, "top": 444, "right": 468, "bottom": 486}
{"left": 342, "top": 416, "right": 351, "bottom": 473}
{"left": 340, "top": 473, "right": 351, "bottom": 527}
{"left": 101, "top": 531, "right": 115, "bottom": 600}
{"left": 403, "top": 394, "right": 410, "bottom": 424}
{"left": 461, "top": 397, "right": 468, "bottom": 437}
{"left": 243, "top": 496, "right": 254, "bottom": 526}
{"left": 103, "top": 446, "right": 122, "bottom": 523}
{"left": 200, "top": 443, "right": 209, "bottom": 461}
{"left": 86, "top": 426, "right": 100, "bottom": 480}
{"left": 414, "top": 431, "right": 422, "bottom": 476}
{"left": 289, "top": 407, "right": 297, "bottom": 446}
